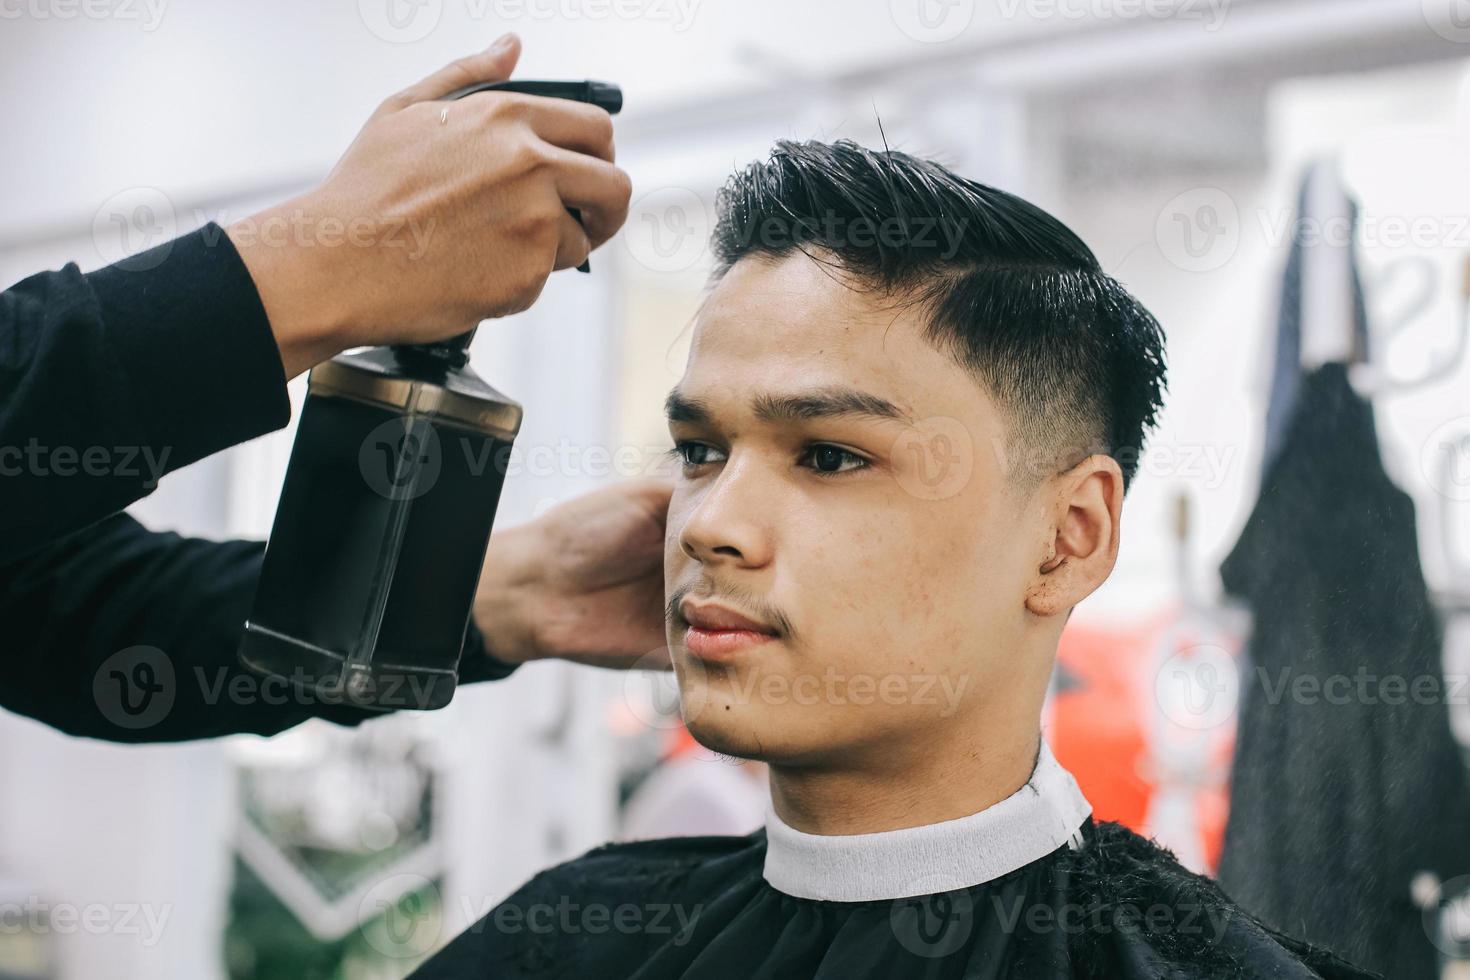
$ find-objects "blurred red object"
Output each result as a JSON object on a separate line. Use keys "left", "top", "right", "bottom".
{"left": 1046, "top": 606, "right": 1242, "bottom": 875}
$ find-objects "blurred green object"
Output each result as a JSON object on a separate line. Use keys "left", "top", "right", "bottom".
{"left": 224, "top": 859, "right": 440, "bottom": 980}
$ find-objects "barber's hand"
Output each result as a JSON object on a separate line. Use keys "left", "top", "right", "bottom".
{"left": 228, "top": 33, "right": 632, "bottom": 378}
{"left": 470, "top": 479, "right": 673, "bottom": 671}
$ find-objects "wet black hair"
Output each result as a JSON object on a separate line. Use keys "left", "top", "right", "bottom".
{"left": 709, "top": 138, "right": 1167, "bottom": 492}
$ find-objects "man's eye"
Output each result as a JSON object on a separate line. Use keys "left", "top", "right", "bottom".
{"left": 801, "top": 444, "right": 868, "bottom": 476}
{"left": 669, "top": 441, "right": 726, "bottom": 467}
{"left": 665, "top": 441, "right": 867, "bottom": 477}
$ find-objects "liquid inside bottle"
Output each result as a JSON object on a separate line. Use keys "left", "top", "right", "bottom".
{"left": 238, "top": 345, "right": 521, "bottom": 710}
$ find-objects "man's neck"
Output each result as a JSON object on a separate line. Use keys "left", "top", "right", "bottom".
{"left": 766, "top": 727, "right": 1042, "bottom": 836}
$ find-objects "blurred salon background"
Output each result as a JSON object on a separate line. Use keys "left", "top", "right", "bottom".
{"left": 3, "top": 0, "right": 1470, "bottom": 976}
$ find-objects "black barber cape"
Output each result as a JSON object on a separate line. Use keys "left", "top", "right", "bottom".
{"left": 0, "top": 225, "right": 517, "bottom": 742}
{"left": 411, "top": 743, "right": 1375, "bottom": 979}
{"left": 1219, "top": 363, "right": 1470, "bottom": 975}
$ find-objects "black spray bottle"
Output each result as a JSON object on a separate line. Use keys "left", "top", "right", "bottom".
{"left": 238, "top": 79, "right": 622, "bottom": 710}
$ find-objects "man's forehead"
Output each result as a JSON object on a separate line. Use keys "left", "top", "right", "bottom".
{"left": 691, "top": 252, "right": 920, "bottom": 355}
{"left": 684, "top": 255, "right": 936, "bottom": 390}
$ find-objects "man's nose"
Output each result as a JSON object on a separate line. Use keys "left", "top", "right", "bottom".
{"left": 676, "top": 455, "right": 775, "bottom": 569}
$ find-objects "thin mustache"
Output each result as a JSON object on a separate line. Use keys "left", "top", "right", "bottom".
{"left": 666, "top": 582, "right": 795, "bottom": 640}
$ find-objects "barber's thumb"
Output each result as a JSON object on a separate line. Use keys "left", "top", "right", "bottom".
{"left": 391, "top": 33, "right": 522, "bottom": 107}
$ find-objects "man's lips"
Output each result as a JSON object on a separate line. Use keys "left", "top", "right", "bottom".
{"left": 679, "top": 598, "right": 780, "bottom": 662}
{"left": 680, "top": 598, "right": 777, "bottom": 634}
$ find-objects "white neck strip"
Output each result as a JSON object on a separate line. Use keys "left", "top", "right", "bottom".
{"left": 762, "top": 740, "right": 1092, "bottom": 902}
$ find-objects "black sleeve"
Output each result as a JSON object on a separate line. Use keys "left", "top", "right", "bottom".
{"left": 0, "top": 511, "right": 519, "bottom": 742}
{"left": 0, "top": 223, "right": 292, "bottom": 564}
{"left": 0, "top": 226, "right": 519, "bottom": 742}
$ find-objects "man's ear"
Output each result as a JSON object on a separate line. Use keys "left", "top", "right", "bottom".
{"left": 1024, "top": 455, "right": 1125, "bottom": 618}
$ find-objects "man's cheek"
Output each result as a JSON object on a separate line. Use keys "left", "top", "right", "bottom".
{"left": 792, "top": 529, "right": 906, "bottom": 614}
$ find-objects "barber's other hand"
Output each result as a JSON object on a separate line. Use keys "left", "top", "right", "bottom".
{"left": 228, "top": 33, "right": 632, "bottom": 378}
{"left": 470, "top": 479, "right": 673, "bottom": 671}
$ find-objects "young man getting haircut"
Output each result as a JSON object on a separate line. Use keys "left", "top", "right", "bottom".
{"left": 411, "top": 141, "right": 1374, "bottom": 979}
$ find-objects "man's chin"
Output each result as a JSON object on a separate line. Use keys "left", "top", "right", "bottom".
{"left": 684, "top": 718, "right": 850, "bottom": 769}
{"left": 682, "top": 722, "right": 763, "bottom": 762}
{"left": 679, "top": 690, "right": 829, "bottom": 766}
{"left": 678, "top": 681, "right": 775, "bottom": 760}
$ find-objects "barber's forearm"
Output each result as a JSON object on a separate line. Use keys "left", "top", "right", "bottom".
{"left": 471, "top": 519, "right": 541, "bottom": 667}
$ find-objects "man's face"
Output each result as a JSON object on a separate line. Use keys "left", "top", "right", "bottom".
{"left": 663, "top": 253, "right": 1048, "bottom": 770}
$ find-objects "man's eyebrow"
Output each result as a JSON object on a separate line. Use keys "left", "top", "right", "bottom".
{"left": 664, "top": 385, "right": 914, "bottom": 425}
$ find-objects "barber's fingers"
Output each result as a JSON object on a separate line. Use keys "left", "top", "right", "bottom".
{"left": 506, "top": 95, "right": 617, "bottom": 164}
{"left": 543, "top": 146, "right": 633, "bottom": 250}
{"left": 381, "top": 33, "right": 522, "bottom": 112}
{"left": 552, "top": 210, "right": 593, "bottom": 272}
